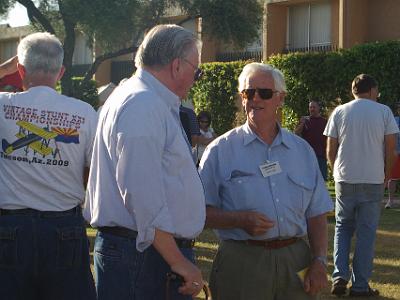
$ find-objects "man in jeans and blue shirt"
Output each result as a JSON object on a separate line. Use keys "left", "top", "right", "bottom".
{"left": 325, "top": 74, "right": 398, "bottom": 297}
{"left": 84, "top": 25, "right": 205, "bottom": 300}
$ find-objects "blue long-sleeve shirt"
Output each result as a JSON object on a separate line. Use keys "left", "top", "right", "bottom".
{"left": 84, "top": 68, "right": 205, "bottom": 251}
{"left": 199, "top": 122, "right": 333, "bottom": 241}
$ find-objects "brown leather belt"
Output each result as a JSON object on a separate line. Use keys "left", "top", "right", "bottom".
{"left": 233, "top": 237, "right": 299, "bottom": 249}
{"left": 98, "top": 226, "right": 195, "bottom": 248}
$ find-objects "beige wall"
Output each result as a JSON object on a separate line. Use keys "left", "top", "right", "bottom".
{"left": 265, "top": 3, "right": 288, "bottom": 57}
{"left": 366, "top": 0, "right": 400, "bottom": 42}
{"left": 331, "top": 0, "right": 339, "bottom": 48}
{"left": 340, "top": 0, "right": 368, "bottom": 48}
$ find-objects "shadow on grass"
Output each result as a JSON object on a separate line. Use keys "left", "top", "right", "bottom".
{"left": 85, "top": 208, "right": 400, "bottom": 300}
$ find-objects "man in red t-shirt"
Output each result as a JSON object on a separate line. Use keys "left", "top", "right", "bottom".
{"left": 0, "top": 56, "right": 23, "bottom": 92}
{"left": 295, "top": 100, "right": 328, "bottom": 180}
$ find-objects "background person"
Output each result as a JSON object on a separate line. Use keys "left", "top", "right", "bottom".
{"left": 295, "top": 100, "right": 328, "bottom": 180}
{"left": 325, "top": 74, "right": 398, "bottom": 297}
{"left": 0, "top": 32, "right": 97, "bottom": 300}
{"left": 195, "top": 110, "right": 216, "bottom": 163}
{"left": 199, "top": 62, "right": 333, "bottom": 300}
{"left": 385, "top": 102, "right": 400, "bottom": 208}
{"left": 84, "top": 24, "right": 206, "bottom": 300}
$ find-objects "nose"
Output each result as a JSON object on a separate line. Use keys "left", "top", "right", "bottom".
{"left": 252, "top": 90, "right": 263, "bottom": 102}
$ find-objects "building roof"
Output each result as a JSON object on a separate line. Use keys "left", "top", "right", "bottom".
{"left": 0, "top": 24, "right": 31, "bottom": 41}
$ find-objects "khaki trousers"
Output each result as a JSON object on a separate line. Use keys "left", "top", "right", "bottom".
{"left": 209, "top": 239, "right": 317, "bottom": 300}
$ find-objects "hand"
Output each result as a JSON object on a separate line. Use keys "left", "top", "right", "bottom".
{"left": 0, "top": 56, "right": 18, "bottom": 79}
{"left": 300, "top": 116, "right": 307, "bottom": 124}
{"left": 171, "top": 258, "right": 204, "bottom": 297}
{"left": 238, "top": 211, "right": 274, "bottom": 236}
{"left": 303, "top": 259, "right": 328, "bottom": 295}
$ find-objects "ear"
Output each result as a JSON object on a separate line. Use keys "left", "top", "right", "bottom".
{"left": 171, "top": 58, "right": 181, "bottom": 80}
{"left": 241, "top": 94, "right": 247, "bottom": 111}
{"left": 17, "top": 63, "right": 26, "bottom": 79}
{"left": 57, "top": 66, "right": 65, "bottom": 81}
{"left": 278, "top": 92, "right": 286, "bottom": 107}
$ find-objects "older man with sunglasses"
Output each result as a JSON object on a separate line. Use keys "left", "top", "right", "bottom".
{"left": 199, "top": 62, "right": 333, "bottom": 300}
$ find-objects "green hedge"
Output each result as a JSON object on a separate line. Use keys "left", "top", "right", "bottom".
{"left": 191, "top": 40, "right": 400, "bottom": 134}
{"left": 269, "top": 40, "right": 400, "bottom": 129}
{"left": 57, "top": 77, "right": 99, "bottom": 109}
{"left": 190, "top": 61, "right": 247, "bottom": 135}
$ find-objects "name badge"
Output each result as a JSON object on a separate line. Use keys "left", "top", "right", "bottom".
{"left": 259, "top": 161, "right": 282, "bottom": 177}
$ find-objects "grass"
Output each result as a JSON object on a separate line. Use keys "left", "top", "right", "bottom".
{"left": 86, "top": 201, "right": 400, "bottom": 300}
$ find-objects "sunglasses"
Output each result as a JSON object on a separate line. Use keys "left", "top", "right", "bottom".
{"left": 241, "top": 88, "right": 279, "bottom": 101}
{"left": 182, "top": 58, "right": 203, "bottom": 81}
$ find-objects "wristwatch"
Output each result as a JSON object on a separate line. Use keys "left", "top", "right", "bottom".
{"left": 313, "top": 256, "right": 328, "bottom": 268}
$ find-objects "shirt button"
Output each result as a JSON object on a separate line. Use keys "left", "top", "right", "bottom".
{"left": 276, "top": 198, "right": 279, "bottom": 202}
{"left": 238, "top": 180, "right": 242, "bottom": 184}
{"left": 280, "top": 217, "right": 284, "bottom": 222}
{"left": 271, "top": 182, "right": 275, "bottom": 187}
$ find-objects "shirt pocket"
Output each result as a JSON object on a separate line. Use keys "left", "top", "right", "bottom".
{"left": 56, "top": 226, "right": 85, "bottom": 269}
{"left": 223, "top": 175, "right": 267, "bottom": 211}
{"left": 286, "top": 174, "right": 314, "bottom": 214}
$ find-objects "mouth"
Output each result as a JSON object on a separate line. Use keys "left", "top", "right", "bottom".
{"left": 250, "top": 106, "right": 264, "bottom": 110}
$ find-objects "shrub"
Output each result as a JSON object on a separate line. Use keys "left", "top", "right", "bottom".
{"left": 190, "top": 61, "right": 247, "bottom": 135}
{"left": 268, "top": 40, "right": 400, "bottom": 129}
{"left": 57, "top": 77, "right": 99, "bottom": 109}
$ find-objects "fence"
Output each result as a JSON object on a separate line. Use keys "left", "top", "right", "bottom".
{"left": 216, "top": 51, "right": 263, "bottom": 62}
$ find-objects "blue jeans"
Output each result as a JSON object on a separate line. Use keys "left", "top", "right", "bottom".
{"left": 94, "top": 231, "right": 195, "bottom": 300}
{"left": 332, "top": 182, "right": 383, "bottom": 292}
{"left": 316, "top": 156, "right": 328, "bottom": 181}
{"left": 0, "top": 209, "right": 96, "bottom": 300}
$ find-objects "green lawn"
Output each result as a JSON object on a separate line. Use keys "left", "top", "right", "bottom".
{"left": 86, "top": 205, "right": 400, "bottom": 300}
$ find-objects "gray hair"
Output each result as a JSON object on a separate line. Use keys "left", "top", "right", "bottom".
{"left": 238, "top": 62, "right": 287, "bottom": 93}
{"left": 17, "top": 32, "right": 63, "bottom": 75}
{"left": 135, "top": 24, "right": 201, "bottom": 69}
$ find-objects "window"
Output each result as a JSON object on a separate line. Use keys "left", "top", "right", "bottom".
{"left": 287, "top": 0, "right": 331, "bottom": 51}
{"left": 0, "top": 40, "right": 18, "bottom": 62}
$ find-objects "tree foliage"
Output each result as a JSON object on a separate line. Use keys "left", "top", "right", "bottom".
{"left": 0, "top": 0, "right": 262, "bottom": 96}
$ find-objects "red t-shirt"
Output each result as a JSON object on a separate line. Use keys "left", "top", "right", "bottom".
{"left": 301, "top": 116, "right": 327, "bottom": 158}
{"left": 0, "top": 71, "right": 23, "bottom": 92}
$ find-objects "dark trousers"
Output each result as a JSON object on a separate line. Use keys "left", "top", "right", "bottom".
{"left": 94, "top": 230, "right": 195, "bottom": 300}
{"left": 0, "top": 209, "right": 96, "bottom": 300}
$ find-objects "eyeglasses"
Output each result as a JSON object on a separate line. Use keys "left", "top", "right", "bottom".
{"left": 182, "top": 58, "right": 203, "bottom": 81}
{"left": 241, "top": 88, "right": 280, "bottom": 101}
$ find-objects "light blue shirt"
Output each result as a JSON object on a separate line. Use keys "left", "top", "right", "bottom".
{"left": 84, "top": 68, "right": 206, "bottom": 251}
{"left": 199, "top": 122, "right": 333, "bottom": 241}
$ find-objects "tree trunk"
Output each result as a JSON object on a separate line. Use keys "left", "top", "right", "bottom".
{"left": 79, "top": 45, "right": 138, "bottom": 88}
{"left": 59, "top": 1, "right": 76, "bottom": 96}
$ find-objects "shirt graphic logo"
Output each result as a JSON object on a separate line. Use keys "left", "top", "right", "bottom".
{"left": 2, "top": 120, "right": 80, "bottom": 158}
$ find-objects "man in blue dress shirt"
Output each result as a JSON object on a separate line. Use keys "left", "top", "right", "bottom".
{"left": 84, "top": 25, "right": 206, "bottom": 299}
{"left": 199, "top": 62, "right": 333, "bottom": 300}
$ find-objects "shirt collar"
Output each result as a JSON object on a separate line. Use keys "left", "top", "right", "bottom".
{"left": 242, "top": 121, "right": 293, "bottom": 149}
{"left": 135, "top": 68, "right": 181, "bottom": 110}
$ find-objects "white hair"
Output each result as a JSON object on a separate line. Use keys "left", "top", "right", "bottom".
{"left": 135, "top": 24, "right": 202, "bottom": 69}
{"left": 17, "top": 32, "right": 64, "bottom": 75}
{"left": 238, "top": 62, "right": 287, "bottom": 93}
